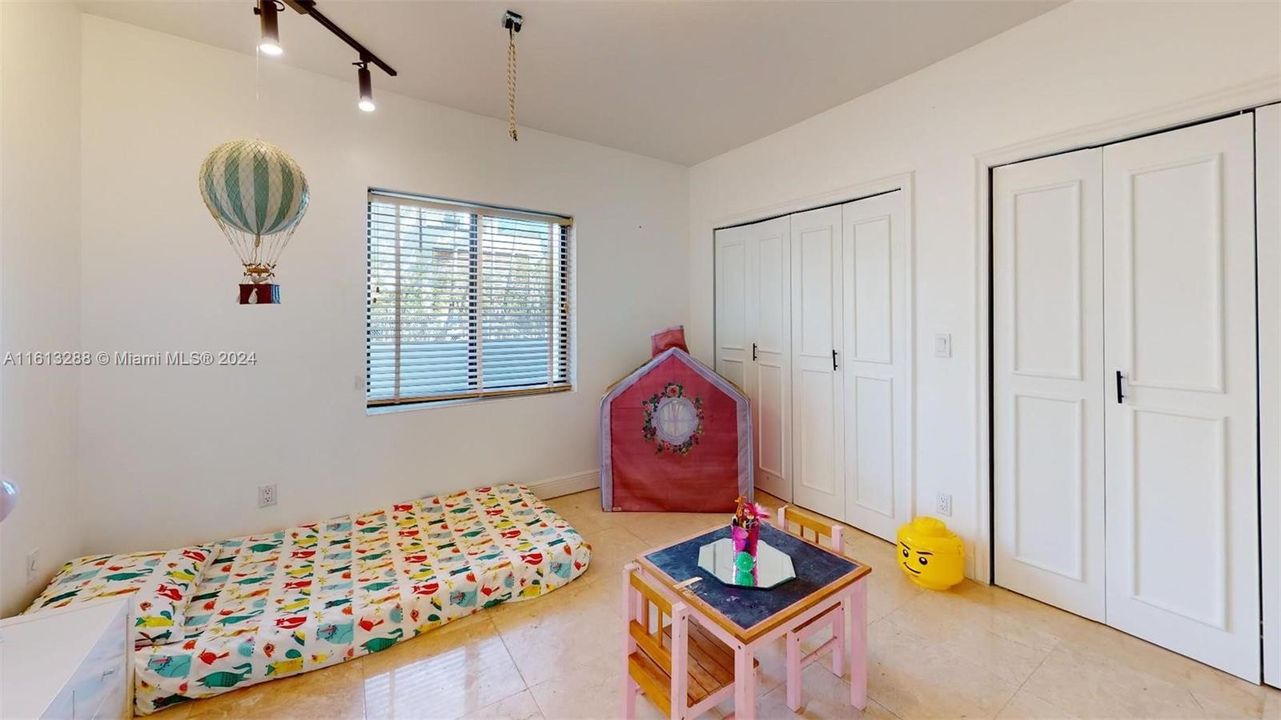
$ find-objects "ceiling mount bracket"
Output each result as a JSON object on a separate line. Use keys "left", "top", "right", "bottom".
{"left": 502, "top": 10, "right": 523, "bottom": 33}
{"left": 252, "top": 0, "right": 284, "bottom": 17}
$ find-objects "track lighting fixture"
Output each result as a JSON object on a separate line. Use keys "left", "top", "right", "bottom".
{"left": 249, "top": 0, "right": 397, "bottom": 113}
{"left": 256, "top": 0, "right": 283, "bottom": 56}
{"left": 356, "top": 60, "right": 375, "bottom": 112}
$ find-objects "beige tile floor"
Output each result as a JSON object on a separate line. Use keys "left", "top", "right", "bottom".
{"left": 150, "top": 489, "right": 1281, "bottom": 720}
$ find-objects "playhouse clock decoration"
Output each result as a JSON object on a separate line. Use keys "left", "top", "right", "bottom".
{"left": 198, "top": 138, "right": 310, "bottom": 304}
{"left": 641, "top": 382, "right": 705, "bottom": 455}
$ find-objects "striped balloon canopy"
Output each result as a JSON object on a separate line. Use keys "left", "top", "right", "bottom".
{"left": 199, "top": 138, "right": 309, "bottom": 237}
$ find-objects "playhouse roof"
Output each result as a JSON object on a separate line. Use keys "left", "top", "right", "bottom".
{"left": 601, "top": 347, "right": 748, "bottom": 407}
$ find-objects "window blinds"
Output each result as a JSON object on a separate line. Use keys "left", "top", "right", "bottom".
{"left": 367, "top": 191, "right": 573, "bottom": 406}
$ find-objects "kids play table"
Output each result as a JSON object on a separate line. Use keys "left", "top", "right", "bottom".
{"left": 635, "top": 523, "right": 871, "bottom": 719}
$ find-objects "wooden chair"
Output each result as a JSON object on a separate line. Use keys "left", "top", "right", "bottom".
{"left": 621, "top": 563, "right": 749, "bottom": 719}
{"left": 774, "top": 505, "right": 847, "bottom": 711}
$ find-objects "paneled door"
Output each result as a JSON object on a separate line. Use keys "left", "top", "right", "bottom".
{"left": 714, "top": 217, "right": 793, "bottom": 501}
{"left": 992, "top": 148, "right": 1107, "bottom": 621}
{"left": 1102, "top": 114, "right": 1259, "bottom": 681}
{"left": 747, "top": 218, "right": 793, "bottom": 502}
{"left": 714, "top": 227, "right": 751, "bottom": 392}
{"left": 840, "top": 192, "right": 910, "bottom": 541}
{"left": 790, "top": 206, "right": 845, "bottom": 515}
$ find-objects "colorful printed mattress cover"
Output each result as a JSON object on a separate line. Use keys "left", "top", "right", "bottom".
{"left": 134, "top": 484, "right": 591, "bottom": 715}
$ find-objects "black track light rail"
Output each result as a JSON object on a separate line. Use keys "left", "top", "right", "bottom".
{"left": 279, "top": 0, "right": 398, "bottom": 77}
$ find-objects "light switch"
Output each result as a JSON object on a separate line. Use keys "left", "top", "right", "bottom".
{"left": 934, "top": 333, "right": 952, "bottom": 358}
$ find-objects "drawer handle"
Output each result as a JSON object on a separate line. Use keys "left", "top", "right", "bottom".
{"left": 101, "top": 667, "right": 118, "bottom": 679}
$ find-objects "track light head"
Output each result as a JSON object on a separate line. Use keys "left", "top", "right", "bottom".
{"left": 356, "top": 61, "right": 375, "bottom": 112}
{"left": 257, "top": 0, "right": 283, "bottom": 56}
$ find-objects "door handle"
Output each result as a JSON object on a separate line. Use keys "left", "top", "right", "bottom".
{"left": 1116, "top": 369, "right": 1126, "bottom": 404}
{"left": 751, "top": 342, "right": 758, "bottom": 362}
{"left": 832, "top": 349, "right": 839, "bottom": 371}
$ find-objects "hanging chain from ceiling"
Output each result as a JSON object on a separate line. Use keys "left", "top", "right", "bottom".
{"left": 503, "top": 11, "right": 523, "bottom": 142}
{"left": 507, "top": 26, "right": 519, "bottom": 141}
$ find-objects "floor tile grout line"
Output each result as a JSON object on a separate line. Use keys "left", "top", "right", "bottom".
{"left": 993, "top": 635, "right": 1061, "bottom": 719}
{"left": 492, "top": 612, "right": 536, "bottom": 694}
{"left": 1186, "top": 688, "right": 1212, "bottom": 719}
{"left": 870, "top": 696, "right": 908, "bottom": 720}
{"left": 463, "top": 683, "right": 537, "bottom": 720}
{"left": 358, "top": 655, "right": 369, "bottom": 720}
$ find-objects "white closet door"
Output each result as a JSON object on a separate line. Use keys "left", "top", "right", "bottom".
{"left": 1103, "top": 114, "right": 1259, "bottom": 681}
{"left": 839, "top": 192, "right": 909, "bottom": 541}
{"left": 992, "top": 149, "right": 1106, "bottom": 621}
{"left": 746, "top": 217, "right": 793, "bottom": 501}
{"left": 1257, "top": 104, "right": 1280, "bottom": 689}
{"left": 716, "top": 218, "right": 793, "bottom": 501}
{"left": 715, "top": 227, "right": 753, "bottom": 393}
{"left": 790, "top": 206, "right": 845, "bottom": 516}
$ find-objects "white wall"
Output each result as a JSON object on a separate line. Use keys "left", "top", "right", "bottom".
{"left": 0, "top": 1, "right": 85, "bottom": 615}
{"left": 687, "top": 1, "right": 1281, "bottom": 575}
{"left": 76, "top": 16, "right": 688, "bottom": 554}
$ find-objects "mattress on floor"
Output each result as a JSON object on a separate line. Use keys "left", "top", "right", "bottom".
{"left": 134, "top": 484, "right": 591, "bottom": 715}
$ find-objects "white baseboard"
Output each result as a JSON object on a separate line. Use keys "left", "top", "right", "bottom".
{"left": 528, "top": 470, "right": 599, "bottom": 500}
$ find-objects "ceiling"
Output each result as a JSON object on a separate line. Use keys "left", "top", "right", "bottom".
{"left": 79, "top": 0, "right": 1064, "bottom": 165}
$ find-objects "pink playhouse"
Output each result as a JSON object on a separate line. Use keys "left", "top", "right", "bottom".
{"left": 599, "top": 327, "right": 753, "bottom": 512}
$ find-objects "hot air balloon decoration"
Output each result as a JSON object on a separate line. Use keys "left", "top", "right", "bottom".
{"left": 198, "top": 139, "right": 309, "bottom": 304}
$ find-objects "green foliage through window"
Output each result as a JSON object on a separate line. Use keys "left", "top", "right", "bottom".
{"left": 367, "top": 191, "right": 573, "bottom": 405}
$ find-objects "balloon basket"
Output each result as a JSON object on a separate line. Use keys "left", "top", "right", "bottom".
{"left": 239, "top": 283, "right": 280, "bottom": 305}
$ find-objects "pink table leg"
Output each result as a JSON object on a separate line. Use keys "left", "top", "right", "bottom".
{"left": 848, "top": 581, "right": 868, "bottom": 710}
{"left": 785, "top": 631, "right": 801, "bottom": 711}
{"left": 733, "top": 644, "right": 757, "bottom": 720}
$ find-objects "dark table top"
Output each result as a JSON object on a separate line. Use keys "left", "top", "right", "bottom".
{"left": 639, "top": 523, "right": 869, "bottom": 642}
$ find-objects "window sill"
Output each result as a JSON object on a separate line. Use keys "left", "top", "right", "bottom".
{"left": 365, "top": 387, "right": 575, "bottom": 416}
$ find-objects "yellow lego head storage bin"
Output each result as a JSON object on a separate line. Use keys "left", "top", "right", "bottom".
{"left": 896, "top": 516, "right": 965, "bottom": 590}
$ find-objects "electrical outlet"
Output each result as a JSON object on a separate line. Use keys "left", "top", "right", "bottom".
{"left": 25, "top": 548, "right": 39, "bottom": 581}
{"left": 258, "top": 484, "right": 277, "bottom": 508}
{"left": 935, "top": 493, "right": 953, "bottom": 517}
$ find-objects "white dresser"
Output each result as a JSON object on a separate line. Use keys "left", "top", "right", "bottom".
{"left": 0, "top": 598, "right": 132, "bottom": 719}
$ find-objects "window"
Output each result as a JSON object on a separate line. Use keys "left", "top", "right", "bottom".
{"left": 366, "top": 190, "right": 573, "bottom": 406}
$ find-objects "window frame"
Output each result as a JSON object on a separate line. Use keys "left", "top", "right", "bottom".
{"left": 365, "top": 189, "right": 575, "bottom": 409}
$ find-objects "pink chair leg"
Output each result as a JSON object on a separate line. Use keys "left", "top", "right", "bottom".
{"left": 670, "top": 606, "right": 689, "bottom": 720}
{"left": 829, "top": 526, "right": 847, "bottom": 678}
{"left": 785, "top": 632, "right": 802, "bottom": 711}
{"left": 623, "top": 677, "right": 638, "bottom": 720}
{"left": 848, "top": 582, "right": 868, "bottom": 710}
{"left": 623, "top": 563, "right": 639, "bottom": 720}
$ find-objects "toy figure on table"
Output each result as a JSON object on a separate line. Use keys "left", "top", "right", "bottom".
{"left": 730, "top": 496, "right": 768, "bottom": 582}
